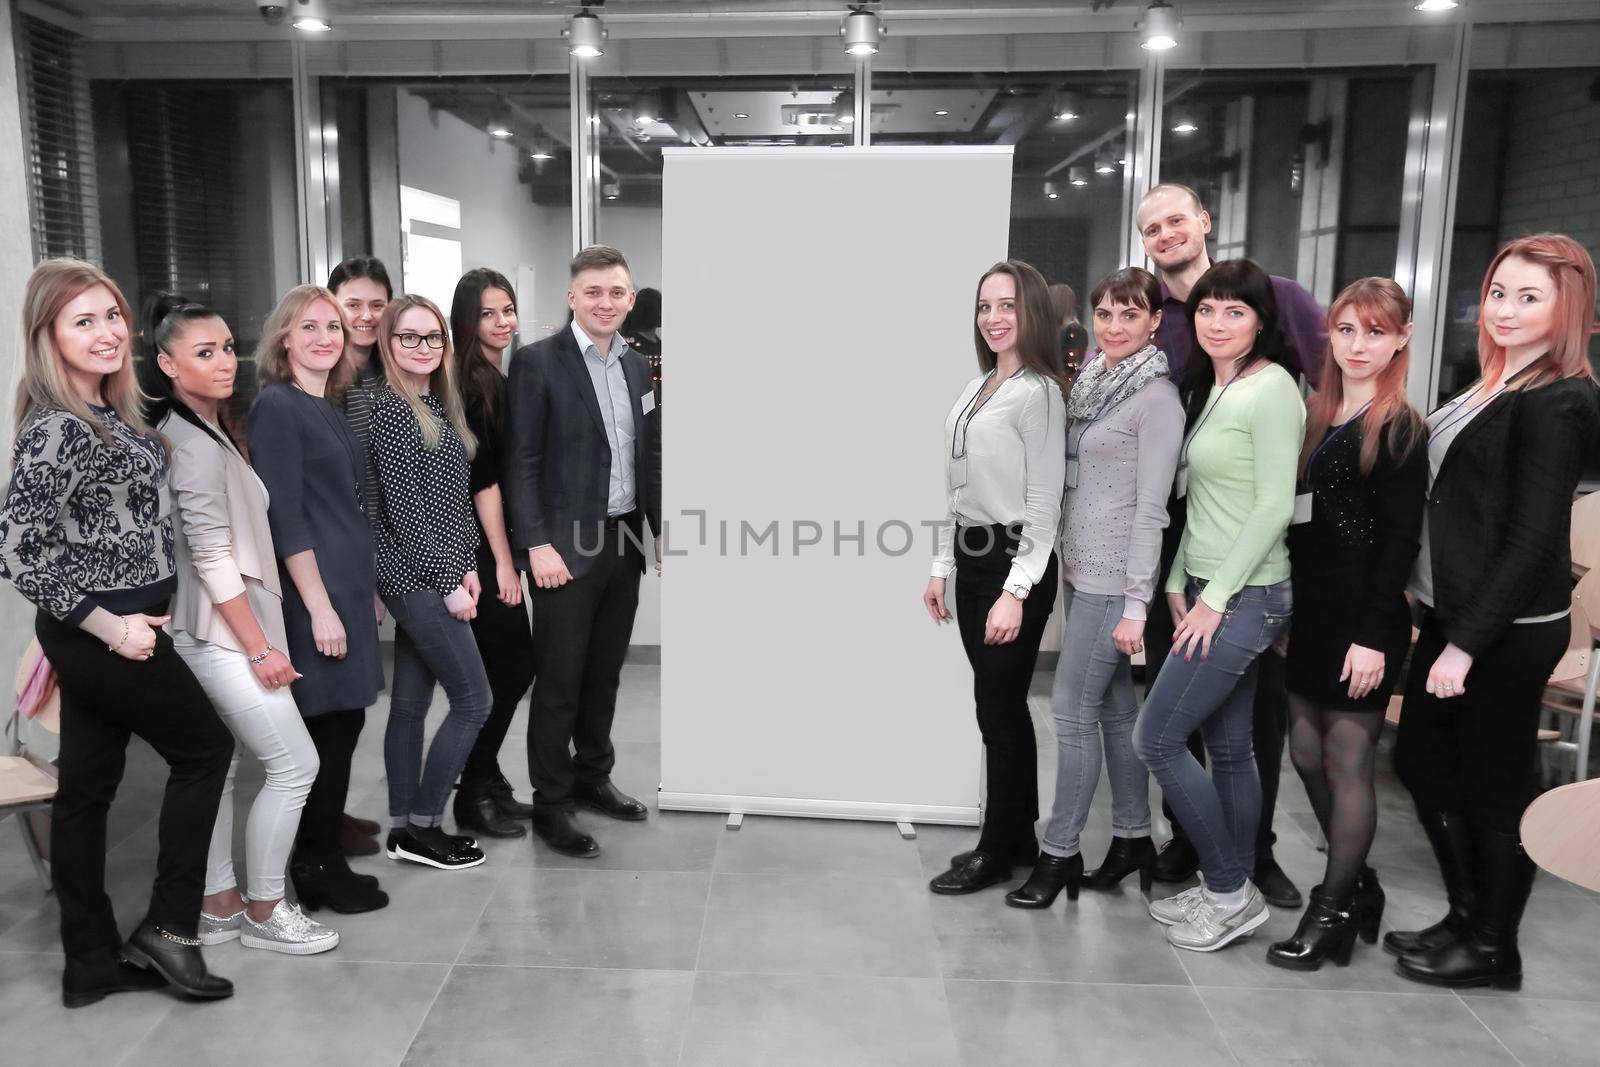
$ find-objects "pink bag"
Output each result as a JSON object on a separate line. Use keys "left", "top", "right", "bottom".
{"left": 15, "top": 639, "right": 57, "bottom": 721}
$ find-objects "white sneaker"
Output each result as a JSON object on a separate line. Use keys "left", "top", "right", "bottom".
{"left": 240, "top": 900, "right": 340, "bottom": 956}
{"left": 1166, "top": 883, "right": 1270, "bottom": 952}
{"left": 198, "top": 908, "right": 243, "bottom": 945}
{"left": 1148, "top": 884, "right": 1206, "bottom": 926}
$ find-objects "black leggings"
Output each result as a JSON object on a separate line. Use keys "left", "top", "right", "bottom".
{"left": 461, "top": 555, "right": 535, "bottom": 784}
{"left": 297, "top": 708, "right": 367, "bottom": 861}
{"left": 35, "top": 609, "right": 233, "bottom": 960}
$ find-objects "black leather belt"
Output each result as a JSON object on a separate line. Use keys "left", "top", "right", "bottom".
{"left": 604, "top": 510, "right": 639, "bottom": 528}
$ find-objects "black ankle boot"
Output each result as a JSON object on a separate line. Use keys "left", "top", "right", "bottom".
{"left": 1152, "top": 833, "right": 1200, "bottom": 883}
{"left": 291, "top": 857, "right": 390, "bottom": 914}
{"left": 1266, "top": 886, "right": 1360, "bottom": 970}
{"left": 62, "top": 951, "right": 168, "bottom": 1009}
{"left": 121, "top": 921, "right": 233, "bottom": 1000}
{"left": 1354, "top": 865, "right": 1385, "bottom": 945}
{"left": 1384, "top": 809, "right": 1475, "bottom": 956}
{"left": 487, "top": 772, "right": 535, "bottom": 819}
{"left": 454, "top": 779, "right": 529, "bottom": 839}
{"left": 1397, "top": 829, "right": 1534, "bottom": 991}
{"left": 1084, "top": 835, "right": 1157, "bottom": 894}
{"left": 1005, "top": 852, "right": 1084, "bottom": 909}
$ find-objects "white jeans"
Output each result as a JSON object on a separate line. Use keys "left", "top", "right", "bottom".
{"left": 173, "top": 633, "right": 319, "bottom": 901}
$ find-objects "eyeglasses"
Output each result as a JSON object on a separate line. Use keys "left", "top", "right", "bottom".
{"left": 392, "top": 332, "right": 445, "bottom": 350}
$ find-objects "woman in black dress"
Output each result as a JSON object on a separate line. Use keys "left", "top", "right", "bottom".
{"left": 1271, "top": 277, "right": 1426, "bottom": 970}
{"left": 247, "top": 284, "right": 387, "bottom": 913}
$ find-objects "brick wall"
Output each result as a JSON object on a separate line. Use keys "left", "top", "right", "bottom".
{"left": 1497, "top": 70, "right": 1600, "bottom": 260}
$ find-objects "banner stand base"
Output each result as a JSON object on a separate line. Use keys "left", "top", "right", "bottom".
{"left": 658, "top": 790, "right": 980, "bottom": 827}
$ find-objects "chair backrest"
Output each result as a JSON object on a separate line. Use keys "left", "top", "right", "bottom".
{"left": 1521, "top": 779, "right": 1600, "bottom": 892}
{"left": 1575, "top": 568, "right": 1600, "bottom": 638}
{"left": 1572, "top": 490, "right": 1600, "bottom": 574}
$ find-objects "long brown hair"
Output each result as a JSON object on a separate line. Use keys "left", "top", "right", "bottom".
{"left": 449, "top": 268, "right": 516, "bottom": 434}
{"left": 972, "top": 260, "right": 1066, "bottom": 393}
{"left": 375, "top": 295, "right": 477, "bottom": 457}
{"left": 255, "top": 284, "right": 357, "bottom": 404}
{"left": 1299, "top": 277, "right": 1425, "bottom": 478}
{"left": 1477, "top": 233, "right": 1598, "bottom": 392}
{"left": 13, "top": 259, "right": 156, "bottom": 448}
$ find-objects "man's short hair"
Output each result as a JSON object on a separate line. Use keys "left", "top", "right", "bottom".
{"left": 570, "top": 245, "right": 632, "bottom": 282}
{"left": 1139, "top": 182, "right": 1207, "bottom": 216}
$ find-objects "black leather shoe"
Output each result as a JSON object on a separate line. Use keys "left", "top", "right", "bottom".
{"left": 487, "top": 773, "right": 536, "bottom": 819}
{"left": 121, "top": 921, "right": 233, "bottom": 1000}
{"left": 573, "top": 781, "right": 648, "bottom": 822}
{"left": 1385, "top": 809, "right": 1474, "bottom": 957}
{"left": 62, "top": 952, "right": 168, "bottom": 1009}
{"left": 533, "top": 808, "right": 601, "bottom": 857}
{"left": 291, "top": 858, "right": 389, "bottom": 914}
{"left": 454, "top": 780, "right": 529, "bottom": 838}
{"left": 1005, "top": 852, "right": 1083, "bottom": 909}
{"left": 1084, "top": 835, "right": 1157, "bottom": 894}
{"left": 929, "top": 851, "right": 1013, "bottom": 895}
{"left": 1152, "top": 835, "right": 1200, "bottom": 883}
{"left": 388, "top": 826, "right": 487, "bottom": 870}
{"left": 1266, "top": 886, "right": 1360, "bottom": 971}
{"left": 1254, "top": 855, "right": 1303, "bottom": 909}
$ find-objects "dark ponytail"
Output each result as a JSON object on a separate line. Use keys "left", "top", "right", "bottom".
{"left": 143, "top": 290, "right": 239, "bottom": 453}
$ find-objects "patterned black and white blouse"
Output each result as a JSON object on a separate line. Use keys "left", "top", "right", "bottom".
{"left": 0, "top": 406, "right": 176, "bottom": 623}
{"left": 369, "top": 388, "right": 478, "bottom": 598}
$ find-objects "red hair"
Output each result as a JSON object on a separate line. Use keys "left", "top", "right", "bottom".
{"left": 1300, "top": 277, "right": 1425, "bottom": 478}
{"left": 1478, "top": 233, "right": 1598, "bottom": 390}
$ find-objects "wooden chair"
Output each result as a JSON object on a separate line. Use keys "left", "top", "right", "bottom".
{"left": 0, "top": 752, "right": 55, "bottom": 893}
{"left": 1571, "top": 490, "right": 1600, "bottom": 578}
{"left": 1521, "top": 779, "right": 1600, "bottom": 892}
{"left": 1540, "top": 572, "right": 1600, "bottom": 782}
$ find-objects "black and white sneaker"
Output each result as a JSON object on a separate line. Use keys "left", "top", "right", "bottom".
{"left": 386, "top": 826, "right": 486, "bottom": 870}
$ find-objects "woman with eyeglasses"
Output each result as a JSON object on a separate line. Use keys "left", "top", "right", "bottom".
{"left": 369, "top": 295, "right": 492, "bottom": 871}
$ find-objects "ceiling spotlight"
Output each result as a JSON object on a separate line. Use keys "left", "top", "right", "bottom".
{"left": 1414, "top": 0, "right": 1459, "bottom": 10}
{"left": 1068, "top": 165, "right": 1089, "bottom": 187}
{"left": 1140, "top": 1, "right": 1180, "bottom": 51}
{"left": 490, "top": 126, "right": 512, "bottom": 139}
{"left": 1044, "top": 181, "right": 1060, "bottom": 200}
{"left": 1054, "top": 91, "right": 1080, "bottom": 122}
{"left": 634, "top": 92, "right": 661, "bottom": 126}
{"left": 529, "top": 145, "right": 554, "bottom": 161}
{"left": 1095, "top": 151, "right": 1118, "bottom": 174}
{"left": 734, "top": 112, "right": 750, "bottom": 119}
{"left": 935, "top": 109, "right": 950, "bottom": 116}
{"left": 841, "top": 8, "right": 884, "bottom": 57}
{"left": 292, "top": 16, "right": 331, "bottom": 32}
{"left": 565, "top": 9, "right": 606, "bottom": 58}
{"left": 834, "top": 89, "right": 856, "bottom": 124}
{"left": 602, "top": 180, "right": 621, "bottom": 201}
{"left": 1171, "top": 113, "right": 1199, "bottom": 134}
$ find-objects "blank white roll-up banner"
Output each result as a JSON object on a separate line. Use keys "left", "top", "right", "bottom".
{"left": 659, "top": 146, "right": 1014, "bottom": 825}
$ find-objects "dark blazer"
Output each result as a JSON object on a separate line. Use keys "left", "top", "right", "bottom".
{"left": 503, "top": 326, "right": 662, "bottom": 579}
{"left": 1426, "top": 376, "right": 1600, "bottom": 658}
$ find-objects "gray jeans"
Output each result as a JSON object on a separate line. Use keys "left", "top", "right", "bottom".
{"left": 1041, "top": 584, "right": 1150, "bottom": 858}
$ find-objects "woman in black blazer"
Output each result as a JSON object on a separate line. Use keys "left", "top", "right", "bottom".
{"left": 1392, "top": 234, "right": 1600, "bottom": 991}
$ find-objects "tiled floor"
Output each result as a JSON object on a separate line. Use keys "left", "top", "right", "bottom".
{"left": 2, "top": 665, "right": 1598, "bottom": 1066}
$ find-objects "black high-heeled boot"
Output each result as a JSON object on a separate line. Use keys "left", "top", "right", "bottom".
{"left": 1354, "top": 865, "right": 1385, "bottom": 945}
{"left": 454, "top": 778, "right": 529, "bottom": 838}
{"left": 1083, "top": 835, "right": 1157, "bottom": 894}
{"left": 121, "top": 921, "right": 233, "bottom": 999}
{"left": 291, "top": 857, "right": 390, "bottom": 914}
{"left": 1397, "top": 828, "right": 1534, "bottom": 991}
{"left": 1266, "top": 886, "right": 1360, "bottom": 970}
{"left": 1004, "top": 852, "right": 1084, "bottom": 909}
{"left": 1384, "top": 809, "right": 1475, "bottom": 956}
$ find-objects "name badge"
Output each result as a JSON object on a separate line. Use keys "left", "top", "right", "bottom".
{"left": 949, "top": 455, "right": 968, "bottom": 489}
{"left": 1065, "top": 457, "right": 1080, "bottom": 489}
{"left": 641, "top": 392, "right": 657, "bottom": 415}
{"left": 1292, "top": 492, "right": 1313, "bottom": 525}
{"left": 1175, "top": 463, "right": 1188, "bottom": 500}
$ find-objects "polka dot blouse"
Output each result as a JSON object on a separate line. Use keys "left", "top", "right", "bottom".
{"left": 368, "top": 388, "right": 479, "bottom": 598}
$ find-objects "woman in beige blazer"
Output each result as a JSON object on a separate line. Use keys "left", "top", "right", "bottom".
{"left": 148, "top": 295, "right": 338, "bottom": 956}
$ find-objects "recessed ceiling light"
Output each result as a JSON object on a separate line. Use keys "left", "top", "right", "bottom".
{"left": 1171, "top": 120, "right": 1199, "bottom": 134}
{"left": 293, "top": 16, "right": 331, "bottom": 32}
{"left": 935, "top": 109, "right": 949, "bottom": 116}
{"left": 734, "top": 112, "right": 750, "bottom": 119}
{"left": 1414, "top": 0, "right": 1459, "bottom": 10}
{"left": 490, "top": 127, "right": 512, "bottom": 139}
{"left": 530, "top": 148, "right": 553, "bottom": 161}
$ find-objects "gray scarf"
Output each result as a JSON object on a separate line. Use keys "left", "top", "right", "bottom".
{"left": 1067, "top": 344, "right": 1169, "bottom": 422}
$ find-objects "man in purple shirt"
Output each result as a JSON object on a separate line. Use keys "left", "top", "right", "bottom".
{"left": 1136, "top": 183, "right": 1323, "bottom": 911}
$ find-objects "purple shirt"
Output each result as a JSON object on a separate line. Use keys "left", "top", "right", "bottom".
{"left": 1154, "top": 274, "right": 1326, "bottom": 387}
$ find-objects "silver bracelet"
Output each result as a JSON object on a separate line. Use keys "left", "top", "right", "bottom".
{"left": 247, "top": 644, "right": 274, "bottom": 665}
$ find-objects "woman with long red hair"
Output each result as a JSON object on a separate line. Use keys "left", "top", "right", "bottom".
{"left": 1267, "top": 278, "right": 1426, "bottom": 971}
{"left": 1391, "top": 234, "right": 1600, "bottom": 990}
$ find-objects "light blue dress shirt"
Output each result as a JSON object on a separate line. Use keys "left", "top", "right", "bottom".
{"left": 571, "top": 320, "right": 638, "bottom": 516}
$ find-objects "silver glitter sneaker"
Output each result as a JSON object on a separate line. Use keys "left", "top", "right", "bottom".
{"left": 240, "top": 900, "right": 340, "bottom": 956}
{"left": 1148, "top": 884, "right": 1206, "bottom": 926}
{"left": 1166, "top": 883, "right": 1270, "bottom": 952}
{"left": 198, "top": 909, "right": 244, "bottom": 945}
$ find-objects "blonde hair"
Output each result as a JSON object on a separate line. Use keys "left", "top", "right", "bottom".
{"left": 255, "top": 284, "right": 356, "bottom": 403}
{"left": 374, "top": 295, "right": 477, "bottom": 456}
{"left": 1478, "top": 233, "right": 1598, "bottom": 392}
{"left": 13, "top": 259, "right": 156, "bottom": 448}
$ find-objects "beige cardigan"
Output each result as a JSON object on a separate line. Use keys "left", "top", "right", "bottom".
{"left": 161, "top": 412, "right": 289, "bottom": 655}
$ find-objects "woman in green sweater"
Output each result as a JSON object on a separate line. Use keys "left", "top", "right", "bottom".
{"left": 1133, "top": 259, "right": 1305, "bottom": 953}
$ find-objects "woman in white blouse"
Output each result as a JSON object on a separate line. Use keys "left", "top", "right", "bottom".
{"left": 924, "top": 260, "right": 1067, "bottom": 896}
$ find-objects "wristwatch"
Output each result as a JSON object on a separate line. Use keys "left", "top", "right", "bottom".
{"left": 1004, "top": 581, "right": 1030, "bottom": 601}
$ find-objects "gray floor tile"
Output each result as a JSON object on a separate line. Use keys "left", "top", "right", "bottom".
{"left": 712, "top": 815, "right": 924, "bottom": 879}
{"left": 403, "top": 965, "right": 694, "bottom": 1066}
{"left": 0, "top": 953, "right": 174, "bottom": 1063}
{"left": 302, "top": 860, "right": 501, "bottom": 964}
{"left": 1460, "top": 995, "right": 1600, "bottom": 1065}
{"left": 457, "top": 868, "right": 708, "bottom": 971}
{"left": 945, "top": 979, "right": 1234, "bottom": 1064}
{"left": 698, "top": 872, "right": 941, "bottom": 979}
{"left": 680, "top": 973, "right": 960, "bottom": 1067}
{"left": 1198, "top": 987, "right": 1516, "bottom": 1066}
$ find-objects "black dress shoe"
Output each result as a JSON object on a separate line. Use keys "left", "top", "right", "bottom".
{"left": 1266, "top": 887, "right": 1360, "bottom": 971}
{"left": 573, "top": 781, "right": 648, "bottom": 822}
{"left": 121, "top": 921, "right": 233, "bottom": 1000}
{"left": 929, "top": 851, "right": 1013, "bottom": 895}
{"left": 487, "top": 773, "right": 536, "bottom": 819}
{"left": 1083, "top": 835, "right": 1157, "bottom": 894}
{"left": 533, "top": 808, "right": 602, "bottom": 857}
{"left": 1151, "top": 835, "right": 1200, "bottom": 883}
{"left": 454, "top": 780, "right": 529, "bottom": 838}
{"left": 387, "top": 826, "right": 487, "bottom": 870}
{"left": 291, "top": 859, "right": 390, "bottom": 914}
{"left": 62, "top": 952, "right": 168, "bottom": 1009}
{"left": 1005, "top": 852, "right": 1083, "bottom": 909}
{"left": 1254, "top": 855, "right": 1303, "bottom": 909}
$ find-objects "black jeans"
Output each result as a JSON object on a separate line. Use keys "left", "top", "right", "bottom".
{"left": 35, "top": 609, "right": 232, "bottom": 960}
{"left": 526, "top": 517, "right": 644, "bottom": 808}
{"left": 952, "top": 524, "right": 1058, "bottom": 859}
{"left": 461, "top": 552, "right": 535, "bottom": 785}
{"left": 296, "top": 708, "right": 366, "bottom": 861}
{"left": 1395, "top": 608, "right": 1566, "bottom": 833}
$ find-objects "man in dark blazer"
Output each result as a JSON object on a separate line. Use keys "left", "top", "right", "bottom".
{"left": 504, "top": 245, "right": 662, "bottom": 857}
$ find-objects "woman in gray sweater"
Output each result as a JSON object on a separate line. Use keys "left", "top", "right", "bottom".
{"left": 1007, "top": 267, "right": 1185, "bottom": 908}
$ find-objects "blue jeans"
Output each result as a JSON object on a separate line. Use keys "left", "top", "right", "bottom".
{"left": 1042, "top": 584, "right": 1149, "bottom": 858}
{"left": 383, "top": 589, "right": 492, "bottom": 827}
{"left": 1133, "top": 577, "right": 1292, "bottom": 893}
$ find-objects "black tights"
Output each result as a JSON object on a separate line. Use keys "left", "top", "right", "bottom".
{"left": 1285, "top": 694, "right": 1382, "bottom": 900}
{"left": 296, "top": 708, "right": 366, "bottom": 862}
